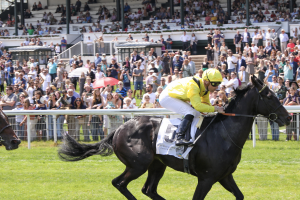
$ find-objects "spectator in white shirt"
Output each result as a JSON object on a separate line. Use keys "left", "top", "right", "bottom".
{"left": 40, "top": 69, "right": 51, "bottom": 92}
{"left": 180, "top": 31, "right": 190, "bottom": 51}
{"left": 142, "top": 84, "right": 156, "bottom": 104}
{"left": 226, "top": 49, "right": 237, "bottom": 74}
{"left": 95, "top": 65, "right": 105, "bottom": 80}
{"left": 225, "top": 72, "right": 239, "bottom": 93}
{"left": 250, "top": 43, "right": 259, "bottom": 57}
{"left": 279, "top": 29, "right": 289, "bottom": 53}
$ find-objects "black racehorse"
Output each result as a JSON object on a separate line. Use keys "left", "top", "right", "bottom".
{"left": 58, "top": 76, "right": 291, "bottom": 200}
{"left": 0, "top": 110, "right": 21, "bottom": 150}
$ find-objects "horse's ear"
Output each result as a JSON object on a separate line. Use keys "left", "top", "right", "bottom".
{"left": 251, "top": 75, "right": 263, "bottom": 89}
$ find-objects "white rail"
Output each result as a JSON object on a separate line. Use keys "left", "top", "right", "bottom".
{"left": 3, "top": 106, "right": 300, "bottom": 149}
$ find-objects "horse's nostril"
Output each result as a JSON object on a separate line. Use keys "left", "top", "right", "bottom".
{"left": 11, "top": 139, "right": 21, "bottom": 145}
{"left": 287, "top": 116, "right": 292, "bottom": 121}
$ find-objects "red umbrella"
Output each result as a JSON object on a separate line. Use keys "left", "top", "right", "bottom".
{"left": 93, "top": 77, "right": 120, "bottom": 89}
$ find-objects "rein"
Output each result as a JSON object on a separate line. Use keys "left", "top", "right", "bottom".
{"left": 221, "top": 84, "right": 283, "bottom": 121}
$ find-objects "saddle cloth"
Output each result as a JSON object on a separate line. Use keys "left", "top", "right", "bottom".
{"left": 156, "top": 117, "right": 203, "bottom": 159}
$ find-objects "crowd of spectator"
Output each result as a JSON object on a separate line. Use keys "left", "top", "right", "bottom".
{"left": 1, "top": 0, "right": 299, "bottom": 34}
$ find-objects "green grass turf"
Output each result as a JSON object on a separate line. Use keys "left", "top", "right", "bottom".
{"left": 0, "top": 140, "right": 299, "bottom": 200}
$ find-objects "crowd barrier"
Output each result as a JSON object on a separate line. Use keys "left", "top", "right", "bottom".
{"left": 3, "top": 107, "right": 300, "bottom": 149}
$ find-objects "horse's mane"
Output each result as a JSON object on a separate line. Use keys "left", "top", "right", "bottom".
{"left": 224, "top": 84, "right": 253, "bottom": 113}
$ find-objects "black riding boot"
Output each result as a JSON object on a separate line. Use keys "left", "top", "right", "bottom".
{"left": 175, "top": 115, "right": 194, "bottom": 146}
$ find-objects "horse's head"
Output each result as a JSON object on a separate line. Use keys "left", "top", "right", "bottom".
{"left": 251, "top": 75, "right": 291, "bottom": 126}
{"left": 0, "top": 110, "right": 21, "bottom": 150}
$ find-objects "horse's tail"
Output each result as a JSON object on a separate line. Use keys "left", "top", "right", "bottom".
{"left": 58, "top": 131, "right": 115, "bottom": 162}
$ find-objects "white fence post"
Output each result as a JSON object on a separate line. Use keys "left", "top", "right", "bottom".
{"left": 53, "top": 115, "right": 57, "bottom": 143}
{"left": 27, "top": 115, "right": 31, "bottom": 149}
{"left": 131, "top": 113, "right": 134, "bottom": 119}
{"left": 297, "top": 113, "right": 299, "bottom": 141}
{"left": 46, "top": 115, "right": 49, "bottom": 141}
{"left": 69, "top": 47, "right": 71, "bottom": 58}
{"left": 252, "top": 118, "right": 256, "bottom": 148}
{"left": 110, "top": 42, "right": 113, "bottom": 55}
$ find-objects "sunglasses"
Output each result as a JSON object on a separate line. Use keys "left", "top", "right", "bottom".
{"left": 76, "top": 100, "right": 81, "bottom": 102}
{"left": 210, "top": 82, "right": 221, "bottom": 87}
{"left": 127, "top": 91, "right": 133, "bottom": 93}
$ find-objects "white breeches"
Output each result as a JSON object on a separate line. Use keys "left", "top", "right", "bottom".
{"left": 159, "top": 89, "right": 201, "bottom": 118}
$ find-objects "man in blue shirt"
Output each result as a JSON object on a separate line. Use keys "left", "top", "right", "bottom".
{"left": 124, "top": 3, "right": 130, "bottom": 13}
{"left": 94, "top": 53, "right": 102, "bottom": 66}
{"left": 61, "top": 37, "right": 67, "bottom": 52}
{"left": 173, "top": 55, "right": 183, "bottom": 71}
{"left": 6, "top": 62, "right": 14, "bottom": 86}
{"left": 166, "top": 35, "right": 172, "bottom": 50}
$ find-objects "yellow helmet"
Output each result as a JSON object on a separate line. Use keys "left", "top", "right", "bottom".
{"left": 202, "top": 68, "right": 223, "bottom": 85}
{"left": 202, "top": 68, "right": 223, "bottom": 82}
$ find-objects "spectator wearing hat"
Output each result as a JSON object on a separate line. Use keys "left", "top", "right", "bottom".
{"left": 102, "top": 53, "right": 107, "bottom": 60}
{"left": 126, "top": 34, "right": 133, "bottom": 41}
{"left": 173, "top": 54, "right": 183, "bottom": 71}
{"left": 94, "top": 53, "right": 102, "bottom": 66}
{"left": 279, "top": 29, "right": 289, "bottom": 53}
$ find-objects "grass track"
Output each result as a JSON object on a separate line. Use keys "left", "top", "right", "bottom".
{"left": 0, "top": 140, "right": 299, "bottom": 200}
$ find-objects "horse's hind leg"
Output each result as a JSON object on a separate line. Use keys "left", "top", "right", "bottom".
{"left": 219, "top": 174, "right": 244, "bottom": 200}
{"left": 142, "top": 159, "right": 166, "bottom": 200}
{"left": 112, "top": 166, "right": 148, "bottom": 200}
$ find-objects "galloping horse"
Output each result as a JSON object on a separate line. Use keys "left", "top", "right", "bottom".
{"left": 0, "top": 110, "right": 21, "bottom": 150}
{"left": 59, "top": 76, "right": 290, "bottom": 200}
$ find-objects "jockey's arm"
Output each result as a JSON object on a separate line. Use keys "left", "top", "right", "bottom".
{"left": 187, "top": 83, "right": 215, "bottom": 113}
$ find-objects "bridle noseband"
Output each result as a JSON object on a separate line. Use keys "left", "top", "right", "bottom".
{"left": 255, "top": 85, "right": 283, "bottom": 121}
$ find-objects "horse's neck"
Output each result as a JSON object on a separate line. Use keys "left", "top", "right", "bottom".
{"left": 225, "top": 91, "right": 256, "bottom": 148}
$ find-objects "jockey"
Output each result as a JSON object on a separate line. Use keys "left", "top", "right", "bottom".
{"left": 159, "top": 68, "right": 225, "bottom": 146}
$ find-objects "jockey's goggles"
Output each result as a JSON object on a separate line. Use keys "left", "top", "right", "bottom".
{"left": 210, "top": 82, "right": 221, "bottom": 87}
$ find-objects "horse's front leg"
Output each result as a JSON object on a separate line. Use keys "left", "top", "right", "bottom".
{"left": 219, "top": 174, "right": 244, "bottom": 200}
{"left": 192, "top": 178, "right": 214, "bottom": 200}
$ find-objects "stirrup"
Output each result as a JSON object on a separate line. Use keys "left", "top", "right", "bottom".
{"left": 175, "top": 139, "right": 194, "bottom": 146}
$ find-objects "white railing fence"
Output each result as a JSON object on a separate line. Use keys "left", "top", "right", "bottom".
{"left": 3, "top": 107, "right": 300, "bottom": 149}
{"left": 57, "top": 41, "right": 116, "bottom": 59}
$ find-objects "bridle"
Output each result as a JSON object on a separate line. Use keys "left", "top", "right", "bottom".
{"left": 223, "top": 84, "right": 283, "bottom": 121}
{"left": 255, "top": 85, "right": 283, "bottom": 121}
